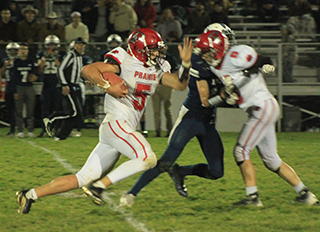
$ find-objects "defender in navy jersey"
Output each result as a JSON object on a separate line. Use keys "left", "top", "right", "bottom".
{"left": 120, "top": 32, "right": 230, "bottom": 205}
{"left": 11, "top": 43, "right": 38, "bottom": 138}
{"left": 0, "top": 42, "right": 20, "bottom": 136}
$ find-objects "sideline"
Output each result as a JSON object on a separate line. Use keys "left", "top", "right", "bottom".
{"left": 26, "top": 140, "right": 154, "bottom": 232}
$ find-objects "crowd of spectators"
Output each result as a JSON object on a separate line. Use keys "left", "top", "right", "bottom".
{"left": 1, "top": 0, "right": 320, "bottom": 59}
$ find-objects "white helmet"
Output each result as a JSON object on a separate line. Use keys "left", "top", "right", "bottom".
{"left": 44, "top": 35, "right": 60, "bottom": 49}
{"left": 106, "top": 34, "right": 123, "bottom": 49}
{"left": 6, "top": 42, "right": 20, "bottom": 59}
{"left": 204, "top": 23, "right": 237, "bottom": 46}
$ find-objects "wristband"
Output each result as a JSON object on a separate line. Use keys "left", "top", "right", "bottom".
{"left": 208, "top": 95, "right": 223, "bottom": 106}
{"left": 178, "top": 62, "right": 191, "bottom": 82}
{"left": 182, "top": 61, "right": 191, "bottom": 68}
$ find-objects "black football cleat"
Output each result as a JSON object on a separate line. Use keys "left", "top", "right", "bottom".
{"left": 82, "top": 185, "right": 105, "bottom": 206}
{"left": 234, "top": 193, "right": 263, "bottom": 207}
{"left": 168, "top": 164, "right": 188, "bottom": 197}
{"left": 16, "top": 190, "right": 35, "bottom": 214}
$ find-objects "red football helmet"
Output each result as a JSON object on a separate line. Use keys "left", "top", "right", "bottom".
{"left": 195, "top": 30, "right": 230, "bottom": 67}
{"left": 127, "top": 28, "right": 166, "bottom": 67}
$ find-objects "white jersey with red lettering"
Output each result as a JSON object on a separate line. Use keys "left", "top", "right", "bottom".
{"left": 102, "top": 47, "right": 171, "bottom": 129}
{"left": 213, "top": 45, "right": 274, "bottom": 111}
{"left": 210, "top": 44, "right": 282, "bottom": 170}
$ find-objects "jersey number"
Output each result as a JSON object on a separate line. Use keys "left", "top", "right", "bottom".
{"left": 133, "top": 83, "right": 151, "bottom": 111}
{"left": 20, "top": 71, "right": 28, "bottom": 83}
{"left": 44, "top": 61, "right": 57, "bottom": 74}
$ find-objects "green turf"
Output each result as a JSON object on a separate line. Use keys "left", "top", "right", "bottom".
{"left": 1, "top": 128, "right": 319, "bottom": 232}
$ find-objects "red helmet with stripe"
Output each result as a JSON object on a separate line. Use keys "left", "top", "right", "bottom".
{"left": 195, "top": 30, "right": 230, "bottom": 67}
{"left": 127, "top": 28, "right": 166, "bottom": 67}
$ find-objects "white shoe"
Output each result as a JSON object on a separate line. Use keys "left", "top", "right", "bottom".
{"left": 71, "top": 131, "right": 81, "bottom": 137}
{"left": 120, "top": 193, "right": 136, "bottom": 207}
{"left": 296, "top": 190, "right": 319, "bottom": 205}
{"left": 17, "top": 132, "right": 24, "bottom": 138}
{"left": 28, "top": 132, "right": 35, "bottom": 138}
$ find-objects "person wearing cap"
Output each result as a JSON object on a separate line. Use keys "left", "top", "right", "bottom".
{"left": 17, "top": 5, "right": 41, "bottom": 59}
{"left": 43, "top": 37, "right": 87, "bottom": 141}
{"left": 39, "top": 11, "right": 65, "bottom": 44}
{"left": 65, "top": 11, "right": 89, "bottom": 43}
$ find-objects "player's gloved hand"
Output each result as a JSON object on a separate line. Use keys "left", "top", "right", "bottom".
{"left": 261, "top": 64, "right": 275, "bottom": 74}
{"left": 225, "top": 92, "right": 239, "bottom": 105}
{"left": 221, "top": 86, "right": 239, "bottom": 105}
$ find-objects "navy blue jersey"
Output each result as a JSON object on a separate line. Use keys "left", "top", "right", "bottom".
{"left": 183, "top": 54, "right": 222, "bottom": 120}
{"left": 37, "top": 50, "right": 66, "bottom": 88}
{"left": 0, "top": 57, "right": 15, "bottom": 92}
{"left": 10, "top": 58, "right": 37, "bottom": 93}
{"left": 1, "top": 57, "right": 13, "bottom": 82}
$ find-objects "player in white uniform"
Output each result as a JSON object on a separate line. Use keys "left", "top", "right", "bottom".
{"left": 15, "top": 28, "right": 193, "bottom": 214}
{"left": 205, "top": 31, "right": 319, "bottom": 206}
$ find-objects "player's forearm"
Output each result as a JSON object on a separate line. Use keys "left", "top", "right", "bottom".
{"left": 162, "top": 73, "right": 188, "bottom": 91}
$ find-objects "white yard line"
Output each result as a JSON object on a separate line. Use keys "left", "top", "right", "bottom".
{"left": 26, "top": 140, "right": 154, "bottom": 232}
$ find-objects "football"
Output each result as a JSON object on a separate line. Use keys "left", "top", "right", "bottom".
{"left": 101, "top": 72, "right": 127, "bottom": 90}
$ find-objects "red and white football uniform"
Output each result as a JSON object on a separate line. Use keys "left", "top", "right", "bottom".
{"left": 76, "top": 47, "right": 170, "bottom": 186}
{"left": 212, "top": 45, "right": 282, "bottom": 171}
{"left": 103, "top": 47, "right": 171, "bottom": 129}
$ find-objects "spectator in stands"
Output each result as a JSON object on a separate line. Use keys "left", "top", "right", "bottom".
{"left": 65, "top": 11, "right": 89, "bottom": 43}
{"left": 286, "top": 13, "right": 316, "bottom": 35}
{"left": 156, "top": 8, "right": 182, "bottom": 42}
{"left": 8, "top": 0, "right": 23, "bottom": 23}
{"left": 134, "top": 0, "right": 157, "bottom": 29}
{"left": 255, "top": 0, "right": 280, "bottom": 23}
{"left": 287, "top": 0, "right": 312, "bottom": 17}
{"left": 0, "top": 8, "right": 17, "bottom": 59}
{"left": 209, "top": 1, "right": 229, "bottom": 25}
{"left": 186, "top": 2, "right": 211, "bottom": 34}
{"left": 71, "top": 0, "right": 96, "bottom": 28}
{"left": 281, "top": 23, "right": 298, "bottom": 83}
{"left": 17, "top": 5, "right": 41, "bottom": 60}
{"left": 39, "top": 12, "right": 65, "bottom": 43}
{"left": 159, "top": 0, "right": 191, "bottom": 12}
{"left": 86, "top": 0, "right": 113, "bottom": 42}
{"left": 11, "top": 43, "right": 38, "bottom": 138}
{"left": 109, "top": 0, "right": 138, "bottom": 40}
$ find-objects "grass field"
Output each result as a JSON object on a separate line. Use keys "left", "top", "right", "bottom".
{"left": 1, "top": 128, "right": 319, "bottom": 232}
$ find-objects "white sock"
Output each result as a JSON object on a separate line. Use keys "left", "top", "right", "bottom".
{"left": 246, "top": 186, "right": 258, "bottom": 196}
{"left": 93, "top": 181, "right": 107, "bottom": 189}
{"left": 26, "top": 188, "right": 38, "bottom": 200}
{"left": 293, "top": 182, "right": 306, "bottom": 194}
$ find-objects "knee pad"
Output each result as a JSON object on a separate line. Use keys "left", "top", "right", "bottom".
{"left": 76, "top": 167, "right": 103, "bottom": 188}
{"left": 234, "top": 144, "right": 246, "bottom": 163}
{"left": 156, "top": 159, "right": 173, "bottom": 173}
{"left": 144, "top": 153, "right": 157, "bottom": 169}
{"left": 263, "top": 160, "right": 282, "bottom": 173}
